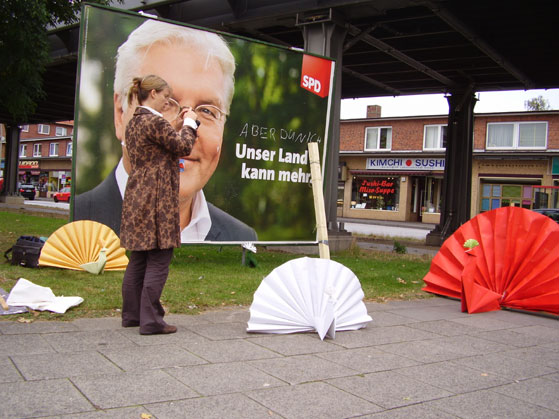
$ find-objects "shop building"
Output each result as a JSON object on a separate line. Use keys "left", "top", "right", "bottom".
{"left": 339, "top": 106, "right": 559, "bottom": 224}
{"left": 16, "top": 122, "right": 73, "bottom": 197}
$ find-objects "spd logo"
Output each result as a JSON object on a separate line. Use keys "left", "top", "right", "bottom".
{"left": 300, "top": 54, "right": 333, "bottom": 98}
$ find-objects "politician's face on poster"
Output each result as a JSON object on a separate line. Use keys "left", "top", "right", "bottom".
{"left": 75, "top": 5, "right": 333, "bottom": 242}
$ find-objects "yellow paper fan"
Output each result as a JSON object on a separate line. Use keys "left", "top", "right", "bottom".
{"left": 39, "top": 220, "right": 128, "bottom": 271}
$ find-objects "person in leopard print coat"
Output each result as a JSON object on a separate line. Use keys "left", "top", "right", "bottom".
{"left": 120, "top": 74, "right": 198, "bottom": 335}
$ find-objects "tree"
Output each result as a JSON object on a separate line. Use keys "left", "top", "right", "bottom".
{"left": 524, "top": 95, "right": 551, "bottom": 111}
{"left": 0, "top": 0, "right": 117, "bottom": 123}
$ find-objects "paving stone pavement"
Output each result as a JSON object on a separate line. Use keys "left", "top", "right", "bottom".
{"left": 0, "top": 298, "right": 558, "bottom": 419}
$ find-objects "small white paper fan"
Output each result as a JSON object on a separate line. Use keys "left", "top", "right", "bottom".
{"left": 80, "top": 247, "right": 108, "bottom": 275}
{"left": 247, "top": 257, "right": 372, "bottom": 340}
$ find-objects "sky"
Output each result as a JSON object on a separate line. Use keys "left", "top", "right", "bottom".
{"left": 340, "top": 88, "right": 559, "bottom": 120}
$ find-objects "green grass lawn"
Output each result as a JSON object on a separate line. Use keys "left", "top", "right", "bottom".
{"left": 0, "top": 210, "right": 434, "bottom": 320}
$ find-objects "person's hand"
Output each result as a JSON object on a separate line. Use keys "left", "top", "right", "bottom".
{"left": 171, "top": 114, "right": 184, "bottom": 131}
{"left": 178, "top": 107, "right": 199, "bottom": 131}
{"left": 180, "top": 107, "right": 198, "bottom": 123}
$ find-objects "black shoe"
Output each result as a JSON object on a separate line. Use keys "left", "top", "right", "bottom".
{"left": 122, "top": 321, "right": 140, "bottom": 328}
{"left": 140, "top": 325, "right": 177, "bottom": 335}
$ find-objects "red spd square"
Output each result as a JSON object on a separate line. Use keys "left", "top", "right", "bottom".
{"left": 300, "top": 54, "right": 333, "bottom": 98}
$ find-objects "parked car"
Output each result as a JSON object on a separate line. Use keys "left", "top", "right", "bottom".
{"left": 53, "top": 187, "right": 71, "bottom": 203}
{"left": 19, "top": 184, "right": 36, "bottom": 200}
{"left": 532, "top": 208, "right": 559, "bottom": 223}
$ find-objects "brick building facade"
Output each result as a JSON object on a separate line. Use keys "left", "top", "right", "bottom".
{"left": 339, "top": 107, "right": 559, "bottom": 224}
{"left": 15, "top": 122, "right": 73, "bottom": 197}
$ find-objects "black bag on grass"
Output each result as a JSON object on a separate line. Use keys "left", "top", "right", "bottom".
{"left": 4, "top": 236, "right": 45, "bottom": 268}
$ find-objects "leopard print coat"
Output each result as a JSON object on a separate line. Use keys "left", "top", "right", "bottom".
{"left": 120, "top": 107, "right": 196, "bottom": 250}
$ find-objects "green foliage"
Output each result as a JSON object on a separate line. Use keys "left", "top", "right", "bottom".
{"left": 73, "top": 6, "right": 139, "bottom": 191}
{"left": 0, "top": 0, "right": 118, "bottom": 122}
{"left": 524, "top": 95, "right": 551, "bottom": 111}
{"left": 335, "top": 247, "right": 431, "bottom": 302}
{"left": 0, "top": 210, "right": 433, "bottom": 320}
{"left": 0, "top": 211, "right": 66, "bottom": 251}
{"left": 393, "top": 241, "right": 407, "bottom": 254}
{"left": 0, "top": 0, "right": 49, "bottom": 122}
{"left": 205, "top": 38, "right": 329, "bottom": 240}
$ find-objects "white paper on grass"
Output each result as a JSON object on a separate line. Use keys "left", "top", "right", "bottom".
{"left": 247, "top": 257, "right": 372, "bottom": 340}
{"left": 6, "top": 278, "right": 84, "bottom": 314}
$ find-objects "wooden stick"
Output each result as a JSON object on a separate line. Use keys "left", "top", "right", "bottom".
{"left": 0, "top": 294, "right": 9, "bottom": 311}
{"left": 308, "top": 142, "right": 330, "bottom": 259}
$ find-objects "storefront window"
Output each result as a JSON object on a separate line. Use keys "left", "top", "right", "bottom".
{"left": 351, "top": 176, "right": 399, "bottom": 211}
{"left": 337, "top": 183, "right": 344, "bottom": 208}
{"left": 493, "top": 185, "right": 501, "bottom": 197}
{"left": 423, "top": 177, "right": 442, "bottom": 213}
{"left": 481, "top": 183, "right": 536, "bottom": 212}
{"left": 533, "top": 186, "right": 559, "bottom": 209}
{"left": 502, "top": 185, "right": 521, "bottom": 199}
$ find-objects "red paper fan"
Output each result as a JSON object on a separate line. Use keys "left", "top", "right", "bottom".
{"left": 460, "top": 247, "right": 502, "bottom": 314}
{"left": 423, "top": 207, "right": 559, "bottom": 315}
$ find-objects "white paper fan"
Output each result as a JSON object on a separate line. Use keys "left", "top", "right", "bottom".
{"left": 80, "top": 247, "right": 108, "bottom": 275}
{"left": 247, "top": 257, "right": 372, "bottom": 340}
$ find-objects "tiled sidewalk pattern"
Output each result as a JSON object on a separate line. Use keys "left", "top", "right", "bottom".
{"left": 0, "top": 298, "right": 558, "bottom": 418}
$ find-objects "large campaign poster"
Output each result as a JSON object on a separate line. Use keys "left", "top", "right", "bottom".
{"left": 72, "top": 5, "right": 334, "bottom": 243}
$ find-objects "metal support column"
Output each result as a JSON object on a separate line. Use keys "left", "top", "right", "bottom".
{"left": 0, "top": 125, "right": 22, "bottom": 201}
{"left": 301, "top": 16, "right": 347, "bottom": 237}
{"left": 426, "top": 87, "right": 477, "bottom": 246}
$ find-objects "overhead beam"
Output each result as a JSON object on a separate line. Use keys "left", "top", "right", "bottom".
{"left": 343, "top": 24, "right": 377, "bottom": 51}
{"left": 169, "top": 0, "right": 374, "bottom": 29}
{"left": 426, "top": 2, "right": 535, "bottom": 89}
{"left": 345, "top": 23, "right": 456, "bottom": 88}
{"left": 241, "top": 28, "right": 292, "bottom": 47}
{"left": 342, "top": 67, "right": 402, "bottom": 96}
{"left": 226, "top": 0, "right": 248, "bottom": 19}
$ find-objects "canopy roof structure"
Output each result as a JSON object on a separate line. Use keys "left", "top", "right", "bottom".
{"left": 2, "top": 0, "right": 558, "bottom": 124}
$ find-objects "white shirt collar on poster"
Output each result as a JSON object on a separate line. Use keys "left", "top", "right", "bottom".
{"left": 115, "top": 158, "right": 212, "bottom": 241}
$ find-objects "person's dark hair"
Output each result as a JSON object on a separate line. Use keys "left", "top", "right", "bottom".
{"left": 127, "top": 74, "right": 169, "bottom": 106}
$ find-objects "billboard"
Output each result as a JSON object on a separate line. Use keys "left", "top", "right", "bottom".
{"left": 72, "top": 5, "right": 334, "bottom": 244}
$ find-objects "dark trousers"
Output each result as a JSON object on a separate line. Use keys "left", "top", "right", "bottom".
{"left": 122, "top": 248, "right": 173, "bottom": 334}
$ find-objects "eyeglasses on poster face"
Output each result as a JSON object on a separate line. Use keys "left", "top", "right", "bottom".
{"left": 165, "top": 98, "right": 227, "bottom": 125}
